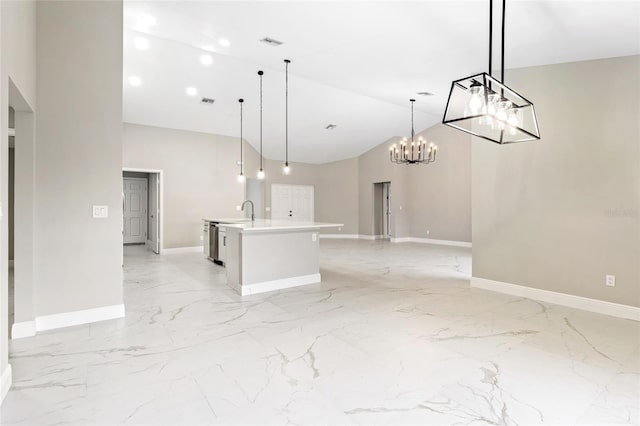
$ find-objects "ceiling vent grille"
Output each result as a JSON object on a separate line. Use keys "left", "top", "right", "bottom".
{"left": 325, "top": 124, "right": 337, "bottom": 130}
{"left": 260, "top": 37, "right": 284, "bottom": 46}
{"left": 200, "top": 97, "right": 215, "bottom": 105}
{"left": 417, "top": 92, "right": 434, "bottom": 96}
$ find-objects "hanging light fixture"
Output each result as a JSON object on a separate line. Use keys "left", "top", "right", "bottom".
{"left": 390, "top": 99, "right": 437, "bottom": 165}
{"left": 442, "top": 0, "right": 540, "bottom": 144}
{"left": 283, "top": 59, "right": 291, "bottom": 175}
{"left": 237, "top": 98, "right": 245, "bottom": 183}
{"left": 257, "top": 70, "right": 265, "bottom": 180}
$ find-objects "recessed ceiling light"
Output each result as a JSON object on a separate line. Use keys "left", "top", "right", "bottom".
{"left": 186, "top": 87, "right": 198, "bottom": 96}
{"left": 134, "top": 37, "right": 149, "bottom": 50}
{"left": 417, "top": 91, "right": 434, "bottom": 96}
{"left": 219, "top": 38, "right": 230, "bottom": 47}
{"left": 128, "top": 76, "right": 142, "bottom": 87}
{"left": 325, "top": 124, "right": 337, "bottom": 130}
{"left": 201, "top": 44, "right": 215, "bottom": 52}
{"left": 200, "top": 54, "right": 213, "bottom": 66}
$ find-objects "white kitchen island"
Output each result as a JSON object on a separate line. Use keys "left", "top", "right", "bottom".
{"left": 218, "top": 220, "right": 342, "bottom": 296}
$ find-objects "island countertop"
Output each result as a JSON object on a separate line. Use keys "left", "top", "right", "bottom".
{"left": 217, "top": 219, "right": 343, "bottom": 232}
{"left": 202, "top": 218, "right": 252, "bottom": 223}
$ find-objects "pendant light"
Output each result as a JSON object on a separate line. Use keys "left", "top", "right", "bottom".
{"left": 257, "top": 70, "right": 265, "bottom": 180}
{"left": 390, "top": 99, "right": 437, "bottom": 165}
{"left": 283, "top": 59, "right": 291, "bottom": 175}
{"left": 442, "top": 0, "right": 540, "bottom": 144}
{"left": 237, "top": 98, "right": 245, "bottom": 183}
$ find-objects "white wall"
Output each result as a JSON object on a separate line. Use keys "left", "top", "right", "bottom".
{"left": 34, "top": 1, "right": 124, "bottom": 316}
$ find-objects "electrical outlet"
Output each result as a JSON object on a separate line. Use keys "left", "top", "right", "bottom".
{"left": 236, "top": 205, "right": 241, "bottom": 211}
{"left": 199, "top": 235, "right": 204, "bottom": 241}
{"left": 311, "top": 233, "right": 317, "bottom": 242}
{"left": 606, "top": 275, "right": 616, "bottom": 287}
{"left": 426, "top": 230, "right": 430, "bottom": 235}
{"left": 266, "top": 206, "right": 271, "bottom": 212}
{"left": 338, "top": 227, "right": 342, "bottom": 231}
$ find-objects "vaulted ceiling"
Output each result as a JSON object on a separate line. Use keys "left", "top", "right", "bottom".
{"left": 123, "top": 1, "right": 640, "bottom": 163}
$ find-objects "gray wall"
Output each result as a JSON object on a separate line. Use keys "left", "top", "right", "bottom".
{"left": 473, "top": 55, "right": 640, "bottom": 307}
{"left": 123, "top": 122, "right": 260, "bottom": 249}
{"left": 1, "top": 0, "right": 37, "bottom": 385}
{"left": 35, "top": 1, "right": 124, "bottom": 316}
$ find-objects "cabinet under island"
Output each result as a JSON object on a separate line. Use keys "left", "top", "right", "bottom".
{"left": 217, "top": 220, "right": 343, "bottom": 296}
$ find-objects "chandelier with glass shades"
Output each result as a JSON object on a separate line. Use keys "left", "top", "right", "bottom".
{"left": 442, "top": 0, "right": 540, "bottom": 144}
{"left": 390, "top": 99, "right": 437, "bottom": 165}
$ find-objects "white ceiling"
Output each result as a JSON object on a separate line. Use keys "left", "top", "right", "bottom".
{"left": 123, "top": 1, "right": 640, "bottom": 164}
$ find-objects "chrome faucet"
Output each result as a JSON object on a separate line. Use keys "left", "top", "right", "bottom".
{"left": 241, "top": 200, "right": 255, "bottom": 221}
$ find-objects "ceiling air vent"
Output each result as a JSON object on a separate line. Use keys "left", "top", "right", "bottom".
{"left": 417, "top": 91, "right": 434, "bottom": 96}
{"left": 200, "top": 97, "right": 215, "bottom": 105}
{"left": 260, "top": 37, "right": 284, "bottom": 46}
{"left": 325, "top": 124, "right": 337, "bottom": 130}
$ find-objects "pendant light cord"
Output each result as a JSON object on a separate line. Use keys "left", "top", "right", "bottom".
{"left": 285, "top": 59, "right": 290, "bottom": 166}
{"left": 489, "top": 0, "right": 493, "bottom": 77}
{"left": 501, "top": 0, "right": 505, "bottom": 83}
{"left": 239, "top": 99, "right": 244, "bottom": 175}
{"left": 258, "top": 70, "right": 264, "bottom": 170}
{"left": 410, "top": 99, "right": 415, "bottom": 142}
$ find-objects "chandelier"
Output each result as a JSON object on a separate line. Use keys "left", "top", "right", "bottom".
{"left": 390, "top": 99, "right": 437, "bottom": 165}
{"left": 442, "top": 0, "right": 540, "bottom": 144}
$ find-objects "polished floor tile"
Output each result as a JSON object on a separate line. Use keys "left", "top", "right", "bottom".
{"left": 0, "top": 240, "right": 638, "bottom": 425}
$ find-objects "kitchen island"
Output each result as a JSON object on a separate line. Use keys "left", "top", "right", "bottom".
{"left": 217, "top": 219, "right": 342, "bottom": 296}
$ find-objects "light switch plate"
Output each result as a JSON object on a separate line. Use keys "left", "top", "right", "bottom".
{"left": 606, "top": 274, "right": 615, "bottom": 287}
{"left": 266, "top": 207, "right": 271, "bottom": 212}
{"left": 312, "top": 233, "right": 317, "bottom": 242}
{"left": 93, "top": 205, "right": 109, "bottom": 219}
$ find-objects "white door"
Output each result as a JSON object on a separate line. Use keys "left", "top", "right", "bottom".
{"left": 148, "top": 173, "right": 160, "bottom": 253}
{"left": 123, "top": 178, "right": 147, "bottom": 244}
{"left": 291, "top": 185, "right": 314, "bottom": 222}
{"left": 271, "top": 184, "right": 314, "bottom": 221}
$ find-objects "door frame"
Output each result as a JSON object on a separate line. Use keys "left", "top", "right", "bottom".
{"left": 123, "top": 168, "right": 164, "bottom": 255}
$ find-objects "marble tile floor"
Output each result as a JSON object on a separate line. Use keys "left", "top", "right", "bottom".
{"left": 1, "top": 240, "right": 638, "bottom": 425}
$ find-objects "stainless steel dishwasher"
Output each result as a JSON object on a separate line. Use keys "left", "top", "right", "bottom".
{"left": 208, "top": 222, "right": 223, "bottom": 265}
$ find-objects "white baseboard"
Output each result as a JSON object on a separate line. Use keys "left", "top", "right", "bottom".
{"left": 237, "top": 273, "right": 321, "bottom": 296}
{"left": 11, "top": 321, "right": 36, "bottom": 339}
{"left": 320, "top": 234, "right": 387, "bottom": 241}
{"left": 35, "top": 304, "right": 125, "bottom": 332}
{"left": 161, "top": 246, "right": 204, "bottom": 255}
{"left": 320, "top": 234, "right": 360, "bottom": 239}
{"left": 471, "top": 277, "right": 640, "bottom": 322}
{"left": 391, "top": 237, "right": 472, "bottom": 248}
{"left": 1, "top": 364, "right": 12, "bottom": 405}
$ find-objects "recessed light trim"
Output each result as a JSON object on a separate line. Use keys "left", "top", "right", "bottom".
{"left": 186, "top": 87, "right": 198, "bottom": 96}
{"left": 128, "top": 76, "right": 142, "bottom": 87}
{"left": 260, "top": 37, "right": 284, "bottom": 46}
{"left": 200, "top": 54, "right": 213, "bottom": 66}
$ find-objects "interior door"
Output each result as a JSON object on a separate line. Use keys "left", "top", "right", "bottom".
{"left": 148, "top": 173, "right": 160, "bottom": 253}
{"left": 123, "top": 177, "right": 147, "bottom": 244}
{"left": 291, "top": 185, "right": 314, "bottom": 222}
{"left": 383, "top": 182, "right": 391, "bottom": 238}
{"left": 271, "top": 184, "right": 314, "bottom": 221}
{"left": 271, "top": 184, "right": 292, "bottom": 220}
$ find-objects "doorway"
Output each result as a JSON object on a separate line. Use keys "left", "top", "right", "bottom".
{"left": 122, "top": 169, "right": 162, "bottom": 254}
{"left": 374, "top": 182, "right": 391, "bottom": 239}
{"left": 271, "top": 184, "right": 314, "bottom": 221}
